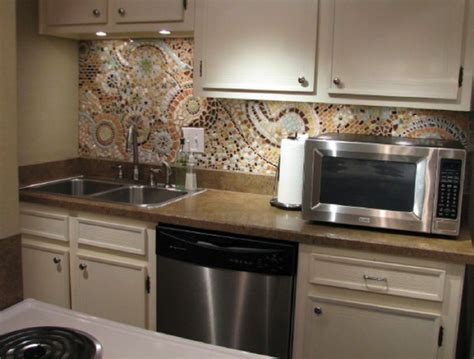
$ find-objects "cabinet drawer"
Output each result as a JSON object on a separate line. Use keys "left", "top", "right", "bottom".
{"left": 20, "top": 209, "right": 69, "bottom": 242}
{"left": 309, "top": 254, "right": 446, "bottom": 302}
{"left": 76, "top": 218, "right": 147, "bottom": 255}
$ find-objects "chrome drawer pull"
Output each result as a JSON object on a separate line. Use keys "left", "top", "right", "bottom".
{"left": 363, "top": 274, "right": 387, "bottom": 282}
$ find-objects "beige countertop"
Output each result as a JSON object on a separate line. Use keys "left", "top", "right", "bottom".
{"left": 20, "top": 187, "right": 474, "bottom": 265}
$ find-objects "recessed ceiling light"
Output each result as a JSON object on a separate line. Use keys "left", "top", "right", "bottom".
{"left": 96, "top": 31, "right": 107, "bottom": 37}
{"left": 159, "top": 29, "right": 171, "bottom": 35}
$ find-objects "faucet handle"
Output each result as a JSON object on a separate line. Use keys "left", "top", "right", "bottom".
{"left": 149, "top": 168, "right": 161, "bottom": 187}
{"left": 112, "top": 164, "right": 123, "bottom": 179}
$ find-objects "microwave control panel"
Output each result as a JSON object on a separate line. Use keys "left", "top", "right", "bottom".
{"left": 436, "top": 159, "right": 462, "bottom": 219}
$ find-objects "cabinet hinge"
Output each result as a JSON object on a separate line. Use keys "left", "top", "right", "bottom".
{"left": 199, "top": 60, "right": 203, "bottom": 77}
{"left": 458, "top": 66, "right": 464, "bottom": 87}
{"left": 145, "top": 275, "right": 151, "bottom": 294}
{"left": 438, "top": 326, "right": 444, "bottom": 347}
{"left": 183, "top": 0, "right": 187, "bottom": 10}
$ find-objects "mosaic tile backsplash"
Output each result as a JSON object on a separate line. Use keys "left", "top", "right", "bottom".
{"left": 79, "top": 38, "right": 471, "bottom": 175}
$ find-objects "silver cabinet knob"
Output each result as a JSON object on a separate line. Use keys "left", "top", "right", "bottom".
{"left": 333, "top": 77, "right": 341, "bottom": 85}
{"left": 53, "top": 257, "right": 61, "bottom": 264}
{"left": 298, "top": 76, "right": 306, "bottom": 85}
{"left": 92, "top": 9, "right": 101, "bottom": 17}
{"left": 118, "top": 8, "right": 126, "bottom": 16}
{"left": 79, "top": 263, "right": 88, "bottom": 271}
{"left": 314, "top": 306, "right": 323, "bottom": 315}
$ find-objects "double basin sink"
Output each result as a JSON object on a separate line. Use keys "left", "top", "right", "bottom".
{"left": 21, "top": 177, "right": 204, "bottom": 208}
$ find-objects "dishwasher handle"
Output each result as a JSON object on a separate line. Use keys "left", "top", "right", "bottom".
{"left": 161, "top": 230, "right": 282, "bottom": 255}
{"left": 195, "top": 240, "right": 278, "bottom": 254}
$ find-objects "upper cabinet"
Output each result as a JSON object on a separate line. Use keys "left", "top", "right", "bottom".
{"left": 111, "top": 0, "right": 185, "bottom": 24}
{"left": 193, "top": 0, "right": 473, "bottom": 110}
{"left": 39, "top": 0, "right": 194, "bottom": 38}
{"left": 193, "top": 0, "right": 320, "bottom": 102}
{"left": 316, "top": 0, "right": 474, "bottom": 110}
{"left": 327, "top": 0, "right": 465, "bottom": 100}
{"left": 39, "top": 0, "right": 474, "bottom": 110}
{"left": 44, "top": 0, "right": 108, "bottom": 26}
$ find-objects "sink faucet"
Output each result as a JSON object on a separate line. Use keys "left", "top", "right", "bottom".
{"left": 126, "top": 125, "right": 140, "bottom": 181}
{"left": 156, "top": 155, "right": 172, "bottom": 188}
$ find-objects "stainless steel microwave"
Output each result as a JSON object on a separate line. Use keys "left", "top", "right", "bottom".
{"left": 302, "top": 134, "right": 466, "bottom": 236}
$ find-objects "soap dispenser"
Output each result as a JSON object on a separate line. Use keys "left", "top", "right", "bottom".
{"left": 175, "top": 137, "right": 188, "bottom": 189}
{"left": 185, "top": 150, "right": 197, "bottom": 191}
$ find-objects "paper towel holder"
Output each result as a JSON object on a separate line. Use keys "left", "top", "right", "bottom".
{"left": 270, "top": 155, "right": 302, "bottom": 211}
{"left": 270, "top": 198, "right": 302, "bottom": 211}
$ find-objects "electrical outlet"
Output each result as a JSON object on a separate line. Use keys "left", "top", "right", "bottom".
{"left": 182, "top": 127, "right": 205, "bottom": 153}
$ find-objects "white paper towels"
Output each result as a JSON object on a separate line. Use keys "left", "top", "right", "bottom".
{"left": 277, "top": 135, "right": 307, "bottom": 206}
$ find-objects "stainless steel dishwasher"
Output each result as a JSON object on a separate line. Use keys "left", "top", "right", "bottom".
{"left": 156, "top": 225, "right": 298, "bottom": 359}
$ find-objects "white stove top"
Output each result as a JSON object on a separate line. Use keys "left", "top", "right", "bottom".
{"left": 0, "top": 299, "right": 270, "bottom": 359}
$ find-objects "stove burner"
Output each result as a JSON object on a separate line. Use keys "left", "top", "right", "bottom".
{"left": 24, "top": 344, "right": 47, "bottom": 359}
{"left": 0, "top": 327, "right": 102, "bottom": 359}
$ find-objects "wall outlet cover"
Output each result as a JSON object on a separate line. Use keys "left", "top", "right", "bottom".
{"left": 182, "top": 127, "right": 205, "bottom": 153}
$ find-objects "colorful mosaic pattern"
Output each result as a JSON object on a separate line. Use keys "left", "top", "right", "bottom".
{"left": 79, "top": 39, "right": 471, "bottom": 175}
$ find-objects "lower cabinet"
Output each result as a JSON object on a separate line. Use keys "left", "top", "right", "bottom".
{"left": 73, "top": 254, "right": 147, "bottom": 328}
{"left": 20, "top": 203, "right": 155, "bottom": 330}
{"left": 20, "top": 203, "right": 466, "bottom": 358}
{"left": 304, "top": 296, "right": 440, "bottom": 359}
{"left": 292, "top": 245, "right": 465, "bottom": 359}
{"left": 22, "top": 243, "right": 71, "bottom": 308}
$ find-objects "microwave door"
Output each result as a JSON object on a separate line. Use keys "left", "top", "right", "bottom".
{"left": 305, "top": 142, "right": 437, "bottom": 233}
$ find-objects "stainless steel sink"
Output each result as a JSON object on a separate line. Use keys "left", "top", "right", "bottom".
{"left": 92, "top": 185, "right": 188, "bottom": 207}
{"left": 22, "top": 178, "right": 123, "bottom": 196}
{"left": 21, "top": 176, "right": 205, "bottom": 208}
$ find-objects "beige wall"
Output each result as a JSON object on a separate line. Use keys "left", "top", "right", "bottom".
{"left": 17, "top": 0, "right": 78, "bottom": 166}
{"left": 0, "top": 0, "right": 20, "bottom": 239}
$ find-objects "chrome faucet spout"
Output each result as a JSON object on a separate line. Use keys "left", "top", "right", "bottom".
{"left": 126, "top": 125, "right": 140, "bottom": 181}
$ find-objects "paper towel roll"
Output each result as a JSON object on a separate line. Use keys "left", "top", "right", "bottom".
{"left": 277, "top": 135, "right": 307, "bottom": 206}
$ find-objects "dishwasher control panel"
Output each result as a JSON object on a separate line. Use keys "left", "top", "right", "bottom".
{"left": 230, "top": 252, "right": 288, "bottom": 273}
{"left": 156, "top": 225, "right": 298, "bottom": 276}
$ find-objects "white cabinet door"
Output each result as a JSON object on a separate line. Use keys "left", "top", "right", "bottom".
{"left": 43, "top": 0, "right": 108, "bottom": 26}
{"left": 111, "top": 0, "right": 185, "bottom": 24}
{"left": 22, "top": 245, "right": 71, "bottom": 308}
{"left": 195, "top": 0, "right": 318, "bottom": 94}
{"left": 74, "top": 254, "right": 147, "bottom": 328}
{"left": 303, "top": 296, "right": 440, "bottom": 359}
{"left": 328, "top": 0, "right": 465, "bottom": 100}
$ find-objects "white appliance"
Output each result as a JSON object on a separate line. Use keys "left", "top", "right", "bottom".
{"left": 0, "top": 299, "right": 270, "bottom": 359}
